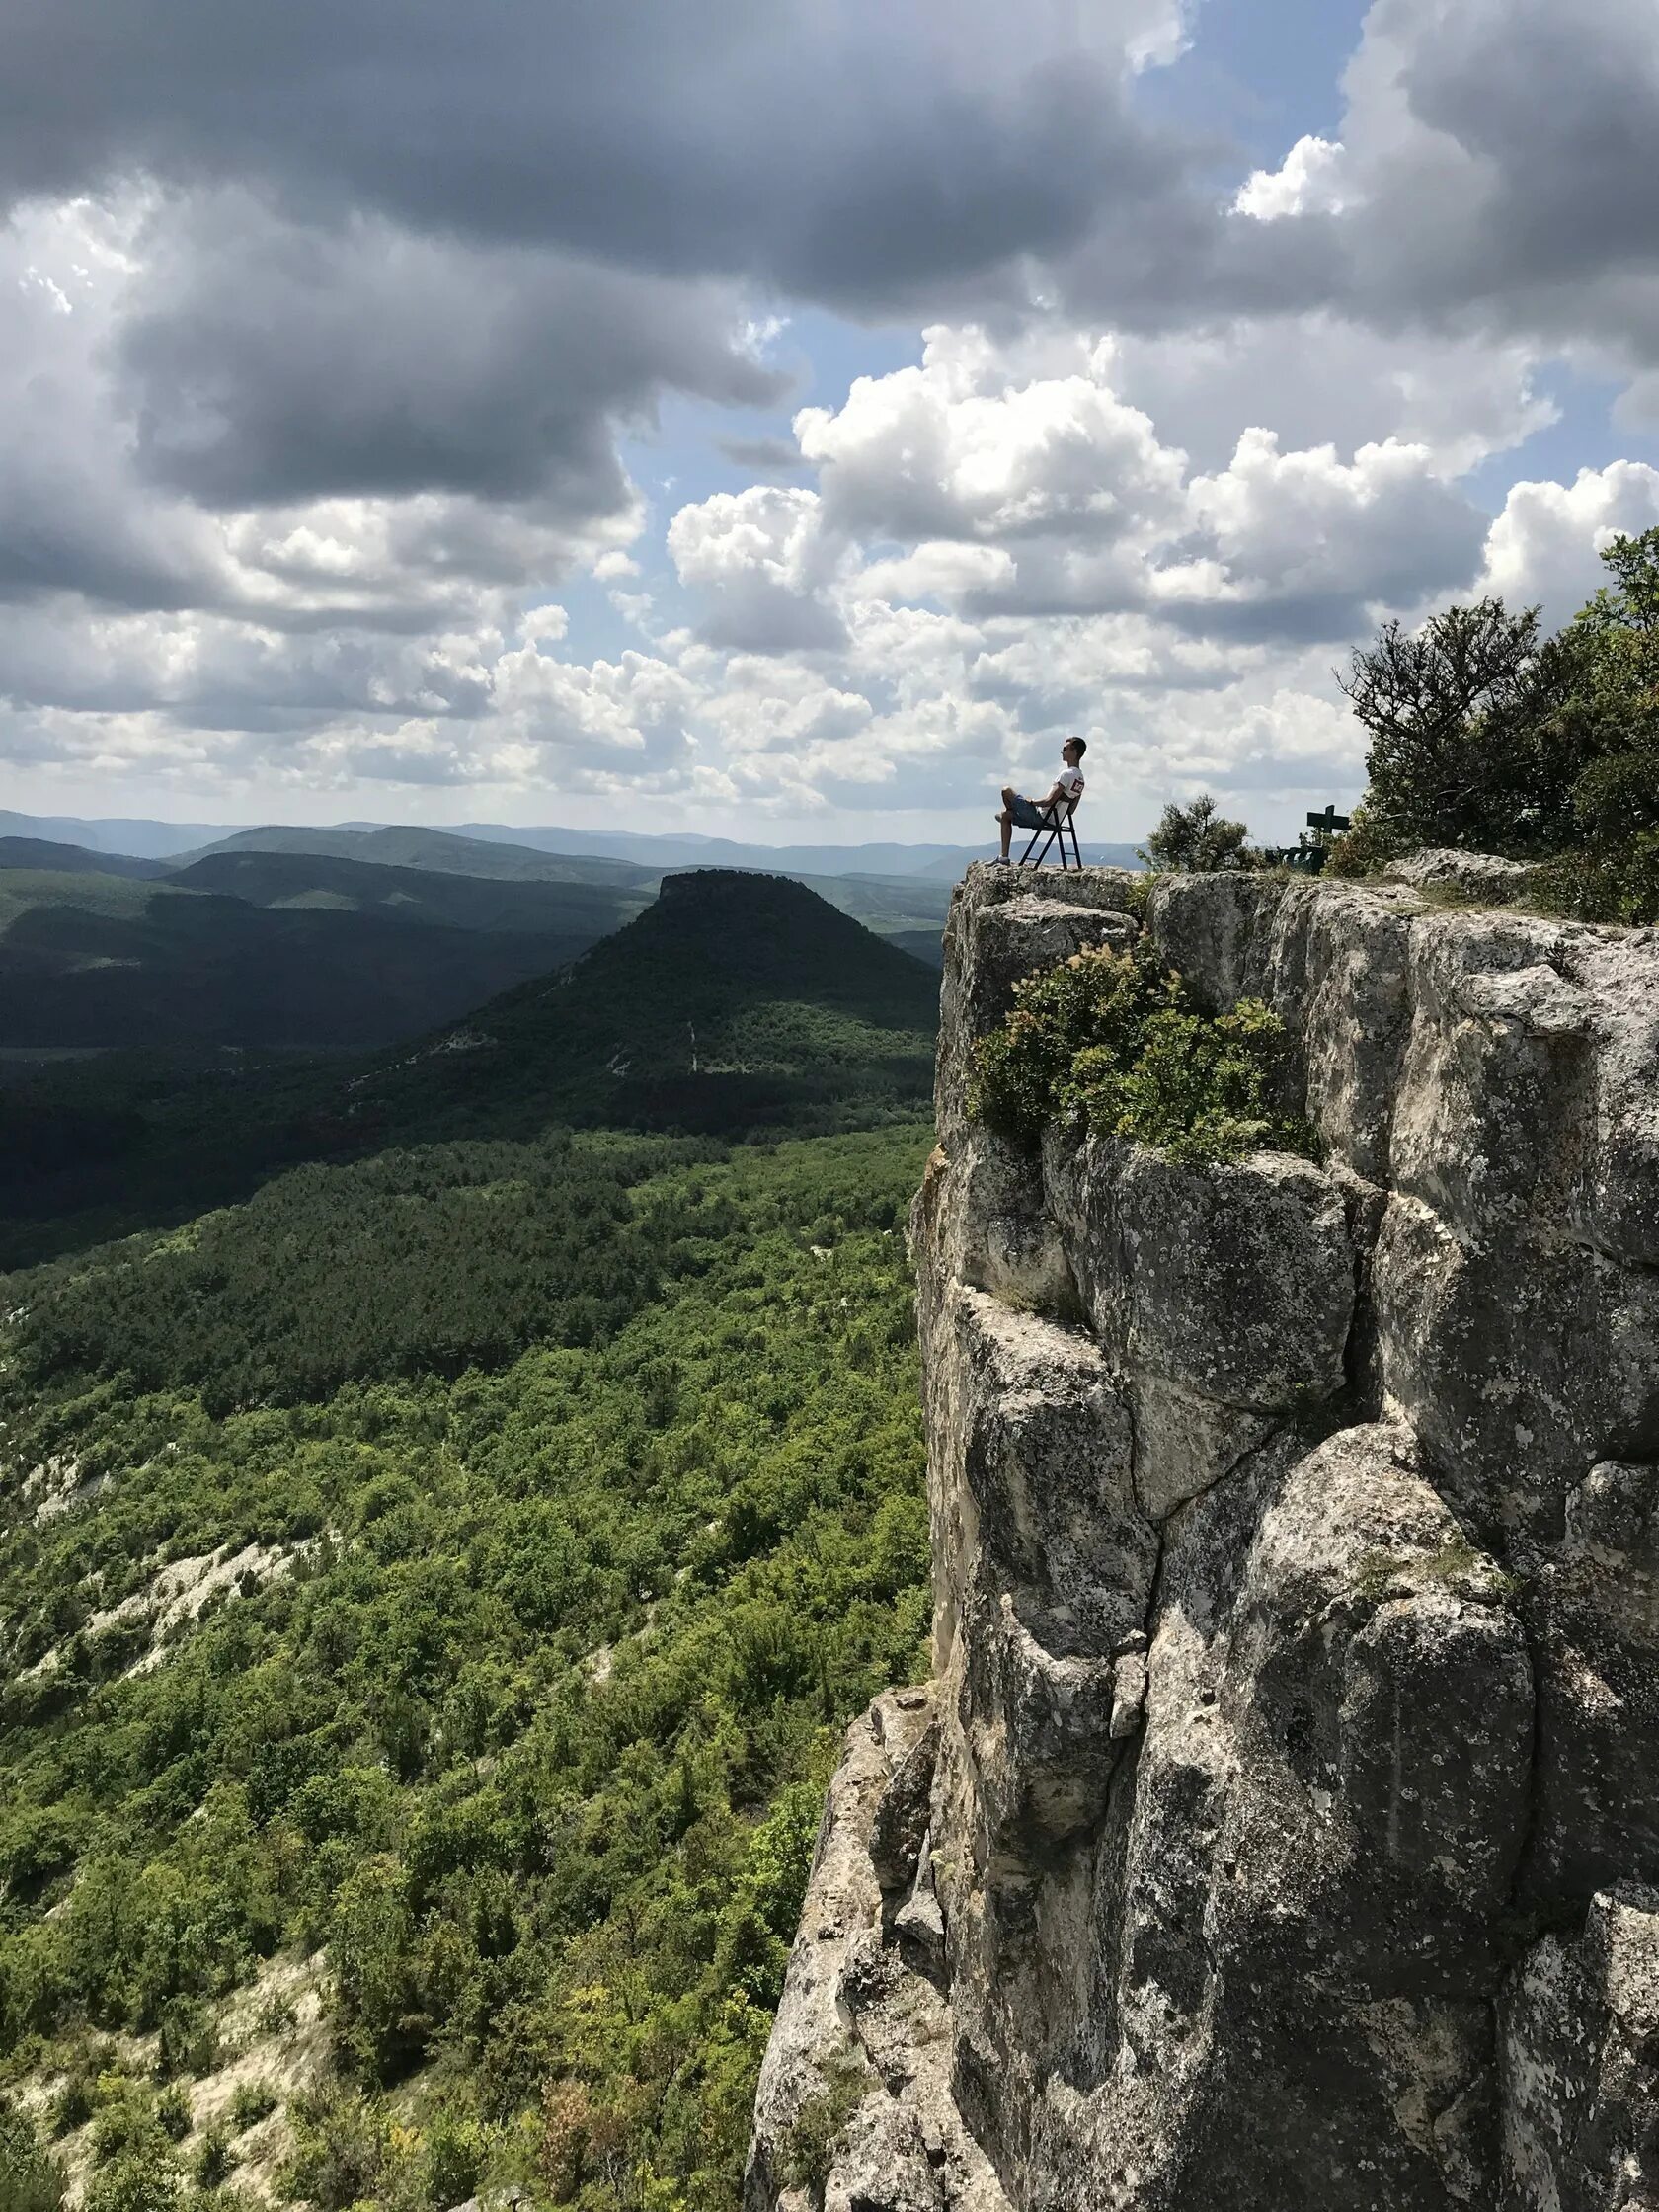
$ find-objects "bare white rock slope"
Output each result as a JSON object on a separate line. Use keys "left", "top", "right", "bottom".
{"left": 748, "top": 862, "right": 1659, "bottom": 2211}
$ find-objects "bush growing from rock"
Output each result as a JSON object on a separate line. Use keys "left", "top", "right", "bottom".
{"left": 154, "top": 2086, "right": 191, "bottom": 2143}
{"left": 971, "top": 940, "right": 1299, "bottom": 1162}
{"left": 81, "top": 2144, "right": 180, "bottom": 2212}
{"left": 192, "top": 2127, "right": 237, "bottom": 2188}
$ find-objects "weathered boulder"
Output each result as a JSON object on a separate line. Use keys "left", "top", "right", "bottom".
{"left": 1502, "top": 1887, "right": 1659, "bottom": 2210}
{"left": 915, "top": 1133, "right": 1078, "bottom": 1318}
{"left": 1385, "top": 848, "right": 1540, "bottom": 900}
{"left": 1043, "top": 1129, "right": 1356, "bottom": 1516}
{"left": 750, "top": 862, "right": 1659, "bottom": 2212}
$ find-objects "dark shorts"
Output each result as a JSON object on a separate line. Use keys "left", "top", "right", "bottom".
{"left": 1007, "top": 796, "right": 1053, "bottom": 830}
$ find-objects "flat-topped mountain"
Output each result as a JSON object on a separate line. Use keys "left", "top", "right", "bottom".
{"left": 361, "top": 868, "right": 941, "bottom": 1139}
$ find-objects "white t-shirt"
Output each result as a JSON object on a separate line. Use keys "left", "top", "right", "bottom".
{"left": 1056, "top": 767, "right": 1084, "bottom": 804}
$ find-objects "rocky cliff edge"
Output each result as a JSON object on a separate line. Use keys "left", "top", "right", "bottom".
{"left": 748, "top": 863, "right": 1659, "bottom": 2211}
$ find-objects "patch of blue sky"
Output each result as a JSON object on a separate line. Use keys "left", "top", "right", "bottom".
{"left": 1137, "top": 0, "right": 1369, "bottom": 161}
{"left": 544, "top": 309, "right": 923, "bottom": 652}
{"left": 1461, "top": 363, "right": 1659, "bottom": 512}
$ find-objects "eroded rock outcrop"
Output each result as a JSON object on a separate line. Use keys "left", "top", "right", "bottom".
{"left": 749, "top": 863, "right": 1659, "bottom": 2210}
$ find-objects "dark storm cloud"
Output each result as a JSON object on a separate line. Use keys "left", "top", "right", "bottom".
{"left": 119, "top": 201, "right": 782, "bottom": 510}
{"left": 1394, "top": 0, "right": 1659, "bottom": 295}
{"left": 6, "top": 0, "right": 1658, "bottom": 375}
{"left": 1042, "top": 0, "right": 1659, "bottom": 369}
{"left": 0, "top": 0, "right": 1192, "bottom": 312}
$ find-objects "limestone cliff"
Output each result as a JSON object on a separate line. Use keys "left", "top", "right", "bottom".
{"left": 747, "top": 862, "right": 1659, "bottom": 2211}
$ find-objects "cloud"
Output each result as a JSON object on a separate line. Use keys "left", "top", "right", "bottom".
{"left": 799, "top": 326, "right": 1185, "bottom": 549}
{"left": 667, "top": 486, "right": 849, "bottom": 653}
{"left": 1234, "top": 136, "right": 1350, "bottom": 222}
{"left": 1108, "top": 317, "right": 1557, "bottom": 480}
{"left": 1166, "top": 429, "right": 1491, "bottom": 642}
{"left": 1479, "top": 461, "right": 1659, "bottom": 625}
{"left": 490, "top": 638, "right": 699, "bottom": 786}
{"left": 6, "top": 0, "right": 1659, "bottom": 840}
{"left": 120, "top": 196, "right": 781, "bottom": 512}
{"left": 0, "top": 190, "right": 757, "bottom": 639}
{"left": 0, "top": 0, "right": 1195, "bottom": 312}
{"left": 802, "top": 331, "right": 1492, "bottom": 643}
{"left": 1219, "top": 0, "right": 1659, "bottom": 372}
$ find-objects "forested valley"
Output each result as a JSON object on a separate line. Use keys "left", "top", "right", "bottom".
{"left": 0, "top": 871, "right": 940, "bottom": 2212}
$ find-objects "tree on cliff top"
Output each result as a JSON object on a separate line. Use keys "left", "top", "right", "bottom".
{"left": 1336, "top": 600, "right": 1545, "bottom": 855}
{"left": 1139, "top": 793, "right": 1260, "bottom": 873}
{"left": 1333, "top": 530, "right": 1659, "bottom": 921}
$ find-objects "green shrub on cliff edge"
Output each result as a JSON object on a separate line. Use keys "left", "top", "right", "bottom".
{"left": 970, "top": 938, "right": 1302, "bottom": 1161}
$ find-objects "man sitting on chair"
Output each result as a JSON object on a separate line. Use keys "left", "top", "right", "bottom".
{"left": 995, "top": 736, "right": 1086, "bottom": 863}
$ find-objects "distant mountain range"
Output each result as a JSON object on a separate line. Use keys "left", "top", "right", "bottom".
{"left": 0, "top": 826, "right": 954, "bottom": 1059}
{"left": 181, "top": 824, "right": 955, "bottom": 950}
{"left": 0, "top": 816, "right": 952, "bottom": 1057}
{"left": 0, "top": 808, "right": 1146, "bottom": 877}
{"left": 0, "top": 798, "right": 1145, "bottom": 1058}
{"left": 0, "top": 835, "right": 173, "bottom": 880}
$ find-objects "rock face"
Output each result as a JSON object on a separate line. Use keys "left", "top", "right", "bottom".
{"left": 748, "top": 862, "right": 1659, "bottom": 2211}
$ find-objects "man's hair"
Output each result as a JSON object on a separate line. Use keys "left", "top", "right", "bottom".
{"left": 1067, "top": 736, "right": 1087, "bottom": 758}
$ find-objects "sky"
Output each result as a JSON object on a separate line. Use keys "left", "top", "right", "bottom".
{"left": 3, "top": 0, "right": 1659, "bottom": 847}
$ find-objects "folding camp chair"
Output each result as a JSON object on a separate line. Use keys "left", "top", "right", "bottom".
{"left": 1017, "top": 794, "right": 1082, "bottom": 870}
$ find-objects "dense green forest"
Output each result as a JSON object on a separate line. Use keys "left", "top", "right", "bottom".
{"left": 0, "top": 865, "right": 942, "bottom": 2212}
{"left": 0, "top": 1124, "right": 933, "bottom": 2212}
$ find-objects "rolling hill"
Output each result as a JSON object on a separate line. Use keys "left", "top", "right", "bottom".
{"left": 185, "top": 822, "right": 663, "bottom": 889}
{"left": 0, "top": 868, "right": 942, "bottom": 1262}
{"left": 0, "top": 835, "right": 172, "bottom": 880}
{"left": 170, "top": 846, "right": 650, "bottom": 938}
{"left": 0, "top": 869, "right": 595, "bottom": 1052}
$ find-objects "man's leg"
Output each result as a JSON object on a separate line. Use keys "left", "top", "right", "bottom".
{"left": 998, "top": 787, "right": 1018, "bottom": 860}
